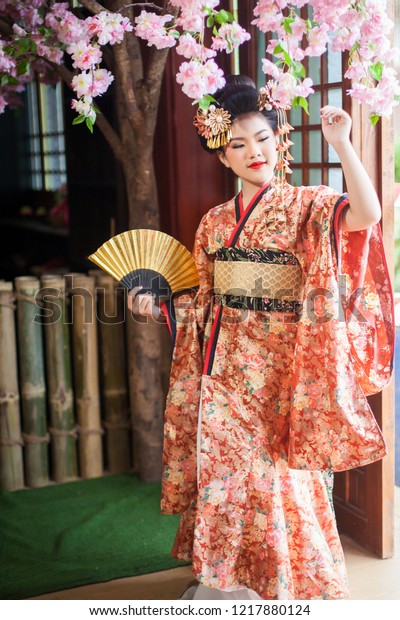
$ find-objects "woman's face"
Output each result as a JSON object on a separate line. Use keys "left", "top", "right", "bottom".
{"left": 217, "top": 112, "right": 277, "bottom": 194}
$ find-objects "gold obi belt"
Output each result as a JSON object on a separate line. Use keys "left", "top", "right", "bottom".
{"left": 213, "top": 248, "right": 304, "bottom": 313}
{"left": 214, "top": 260, "right": 304, "bottom": 300}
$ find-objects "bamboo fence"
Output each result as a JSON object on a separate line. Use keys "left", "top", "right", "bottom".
{"left": 0, "top": 273, "right": 135, "bottom": 490}
{"left": 0, "top": 282, "right": 24, "bottom": 490}
{"left": 40, "top": 275, "right": 77, "bottom": 483}
{"left": 15, "top": 276, "right": 49, "bottom": 488}
{"left": 68, "top": 273, "right": 103, "bottom": 479}
{"left": 94, "top": 273, "right": 131, "bottom": 474}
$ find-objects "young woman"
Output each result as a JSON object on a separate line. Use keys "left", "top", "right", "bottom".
{"left": 128, "top": 76, "right": 394, "bottom": 600}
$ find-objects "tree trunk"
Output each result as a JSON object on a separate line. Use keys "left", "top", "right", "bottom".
{"left": 120, "top": 134, "right": 166, "bottom": 481}
{"left": 82, "top": 0, "right": 176, "bottom": 482}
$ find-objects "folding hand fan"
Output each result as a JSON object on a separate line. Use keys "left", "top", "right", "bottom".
{"left": 88, "top": 229, "right": 199, "bottom": 298}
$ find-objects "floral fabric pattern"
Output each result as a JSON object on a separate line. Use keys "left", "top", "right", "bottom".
{"left": 160, "top": 183, "right": 394, "bottom": 600}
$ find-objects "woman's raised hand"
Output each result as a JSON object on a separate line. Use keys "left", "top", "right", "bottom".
{"left": 127, "top": 286, "right": 163, "bottom": 320}
{"left": 320, "top": 106, "right": 352, "bottom": 149}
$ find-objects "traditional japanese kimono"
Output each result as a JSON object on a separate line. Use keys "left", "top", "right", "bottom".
{"left": 160, "top": 181, "right": 394, "bottom": 600}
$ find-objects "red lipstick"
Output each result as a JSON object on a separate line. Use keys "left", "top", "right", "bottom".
{"left": 248, "top": 162, "right": 265, "bottom": 169}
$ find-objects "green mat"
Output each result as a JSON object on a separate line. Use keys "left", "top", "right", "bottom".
{"left": 0, "top": 473, "right": 188, "bottom": 599}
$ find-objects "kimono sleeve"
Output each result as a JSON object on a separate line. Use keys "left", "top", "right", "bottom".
{"left": 160, "top": 214, "right": 215, "bottom": 514}
{"left": 298, "top": 184, "right": 394, "bottom": 395}
{"left": 332, "top": 198, "right": 394, "bottom": 395}
{"left": 287, "top": 185, "right": 391, "bottom": 471}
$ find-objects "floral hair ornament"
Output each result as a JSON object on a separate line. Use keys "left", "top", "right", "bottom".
{"left": 258, "top": 82, "right": 294, "bottom": 194}
{"left": 194, "top": 104, "right": 232, "bottom": 149}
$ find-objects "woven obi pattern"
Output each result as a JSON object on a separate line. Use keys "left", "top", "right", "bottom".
{"left": 214, "top": 247, "right": 304, "bottom": 313}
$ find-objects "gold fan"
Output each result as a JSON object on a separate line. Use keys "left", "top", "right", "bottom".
{"left": 88, "top": 229, "right": 199, "bottom": 297}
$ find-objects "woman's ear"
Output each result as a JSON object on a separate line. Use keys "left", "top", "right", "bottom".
{"left": 217, "top": 149, "right": 230, "bottom": 168}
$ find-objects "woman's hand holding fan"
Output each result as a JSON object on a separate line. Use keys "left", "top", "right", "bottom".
{"left": 127, "top": 286, "right": 163, "bottom": 321}
{"left": 89, "top": 229, "right": 199, "bottom": 322}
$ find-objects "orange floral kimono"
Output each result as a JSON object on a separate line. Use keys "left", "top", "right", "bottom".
{"left": 160, "top": 182, "right": 394, "bottom": 600}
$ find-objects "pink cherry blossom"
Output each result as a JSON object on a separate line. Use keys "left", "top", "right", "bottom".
{"left": 84, "top": 16, "right": 102, "bottom": 39}
{"left": 135, "top": 10, "right": 176, "bottom": 49}
{"left": 270, "top": 73, "right": 298, "bottom": 107}
{"left": 357, "top": 45, "right": 376, "bottom": 62}
{"left": 291, "top": 15, "right": 307, "bottom": 39}
{"left": 266, "top": 38, "right": 285, "bottom": 58}
{"left": 176, "top": 11, "right": 204, "bottom": 33}
{"left": 290, "top": 0, "right": 309, "bottom": 6}
{"left": 331, "top": 28, "right": 360, "bottom": 53}
{"left": 295, "top": 77, "right": 314, "bottom": 98}
{"left": 90, "top": 68, "right": 114, "bottom": 97}
{"left": 0, "top": 2, "right": 131, "bottom": 121}
{"left": 71, "top": 96, "right": 96, "bottom": 120}
{"left": 204, "top": 58, "right": 225, "bottom": 93}
{"left": 211, "top": 37, "right": 228, "bottom": 53}
{"left": 176, "top": 33, "right": 203, "bottom": 59}
{"left": 71, "top": 71, "right": 93, "bottom": 99}
{"left": 344, "top": 63, "right": 369, "bottom": 82}
{"left": 12, "top": 24, "right": 26, "bottom": 37}
{"left": 0, "top": 0, "right": 399, "bottom": 124}
{"left": 292, "top": 47, "right": 306, "bottom": 62}
{"left": 71, "top": 68, "right": 114, "bottom": 99}
{"left": 339, "top": 8, "right": 364, "bottom": 31}
{"left": 261, "top": 58, "right": 280, "bottom": 80}
{"left": 253, "top": 9, "right": 283, "bottom": 35}
{"left": 347, "top": 75, "right": 400, "bottom": 117}
{"left": 176, "top": 60, "right": 207, "bottom": 99}
{"left": 379, "top": 47, "right": 400, "bottom": 65}
{"left": 309, "top": 0, "right": 350, "bottom": 31}
{"left": 47, "top": 11, "right": 87, "bottom": 45}
{"left": 0, "top": 43, "right": 15, "bottom": 72}
{"left": 304, "top": 24, "right": 330, "bottom": 57}
{"left": 67, "top": 41, "right": 102, "bottom": 71}
{"left": 37, "top": 44, "right": 64, "bottom": 65}
{"left": 347, "top": 84, "right": 373, "bottom": 107}
{"left": 50, "top": 2, "right": 70, "bottom": 18}
{"left": 211, "top": 23, "right": 250, "bottom": 54}
{"left": 19, "top": 6, "right": 43, "bottom": 28}
{"left": 94, "top": 11, "right": 133, "bottom": 46}
{"left": 176, "top": 58, "right": 225, "bottom": 100}
{"left": 170, "top": 0, "right": 219, "bottom": 7}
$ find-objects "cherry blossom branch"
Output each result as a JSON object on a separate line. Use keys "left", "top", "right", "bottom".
{"left": 0, "top": 0, "right": 399, "bottom": 127}
{"left": 122, "top": 3, "right": 163, "bottom": 11}
{"left": 146, "top": 3, "right": 178, "bottom": 96}
{"left": 78, "top": 0, "right": 106, "bottom": 15}
{"left": 55, "top": 63, "right": 125, "bottom": 162}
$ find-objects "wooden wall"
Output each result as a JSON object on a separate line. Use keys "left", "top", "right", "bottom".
{"left": 155, "top": 56, "right": 234, "bottom": 252}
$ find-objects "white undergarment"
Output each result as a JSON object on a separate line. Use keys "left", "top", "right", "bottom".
{"left": 193, "top": 584, "right": 261, "bottom": 600}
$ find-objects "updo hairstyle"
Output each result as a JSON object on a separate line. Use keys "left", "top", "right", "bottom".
{"left": 197, "top": 75, "right": 278, "bottom": 154}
